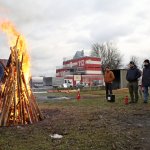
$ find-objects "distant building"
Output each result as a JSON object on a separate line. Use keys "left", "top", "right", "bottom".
{"left": 73, "top": 50, "right": 84, "bottom": 59}
{"left": 56, "top": 54, "right": 103, "bottom": 86}
{"left": 31, "top": 76, "right": 44, "bottom": 88}
{"left": 111, "top": 69, "right": 128, "bottom": 89}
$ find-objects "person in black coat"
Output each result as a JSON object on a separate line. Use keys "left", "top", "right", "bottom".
{"left": 126, "top": 61, "right": 141, "bottom": 103}
{"left": 142, "top": 59, "right": 150, "bottom": 103}
{"left": 0, "top": 63, "right": 4, "bottom": 94}
{"left": 0, "top": 63, "right": 4, "bottom": 81}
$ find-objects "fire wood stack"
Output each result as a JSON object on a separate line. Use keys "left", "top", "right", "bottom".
{"left": 0, "top": 36, "right": 43, "bottom": 126}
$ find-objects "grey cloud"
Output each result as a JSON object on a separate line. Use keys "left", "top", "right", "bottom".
{"left": 0, "top": 0, "right": 150, "bottom": 75}
{"left": 90, "top": 23, "right": 135, "bottom": 43}
{"left": 90, "top": 0, "right": 131, "bottom": 13}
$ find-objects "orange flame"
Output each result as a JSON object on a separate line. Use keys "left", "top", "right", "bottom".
{"left": 0, "top": 21, "right": 31, "bottom": 83}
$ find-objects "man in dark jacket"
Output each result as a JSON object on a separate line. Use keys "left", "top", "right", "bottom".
{"left": 126, "top": 61, "right": 141, "bottom": 103}
{"left": 142, "top": 59, "right": 150, "bottom": 103}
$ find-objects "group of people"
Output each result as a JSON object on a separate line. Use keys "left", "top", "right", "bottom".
{"left": 104, "top": 59, "right": 150, "bottom": 103}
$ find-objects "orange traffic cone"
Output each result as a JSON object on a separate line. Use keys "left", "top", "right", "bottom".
{"left": 76, "top": 89, "right": 81, "bottom": 101}
{"left": 124, "top": 96, "right": 128, "bottom": 105}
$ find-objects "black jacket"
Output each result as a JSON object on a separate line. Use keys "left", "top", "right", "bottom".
{"left": 0, "top": 64, "right": 4, "bottom": 80}
{"left": 142, "top": 64, "right": 150, "bottom": 86}
{"left": 126, "top": 67, "right": 141, "bottom": 82}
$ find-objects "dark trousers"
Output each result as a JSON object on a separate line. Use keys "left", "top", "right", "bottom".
{"left": 105, "top": 83, "right": 113, "bottom": 98}
{"left": 128, "top": 81, "right": 138, "bottom": 102}
{"left": 143, "top": 86, "right": 150, "bottom": 102}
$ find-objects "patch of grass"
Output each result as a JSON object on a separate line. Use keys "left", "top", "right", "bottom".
{"left": 0, "top": 89, "right": 149, "bottom": 150}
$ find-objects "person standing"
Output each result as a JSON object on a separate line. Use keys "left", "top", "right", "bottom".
{"left": 104, "top": 66, "right": 115, "bottom": 99}
{"left": 0, "top": 63, "right": 4, "bottom": 81}
{"left": 142, "top": 59, "right": 150, "bottom": 103}
{"left": 126, "top": 61, "right": 141, "bottom": 103}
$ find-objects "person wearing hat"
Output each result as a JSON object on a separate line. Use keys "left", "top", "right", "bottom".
{"left": 142, "top": 59, "right": 150, "bottom": 103}
{"left": 126, "top": 61, "right": 141, "bottom": 103}
{"left": 104, "top": 66, "right": 115, "bottom": 99}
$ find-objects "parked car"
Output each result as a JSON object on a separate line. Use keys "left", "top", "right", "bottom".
{"left": 63, "top": 79, "right": 73, "bottom": 88}
{"left": 93, "top": 80, "right": 103, "bottom": 87}
{"left": 76, "top": 82, "right": 87, "bottom": 88}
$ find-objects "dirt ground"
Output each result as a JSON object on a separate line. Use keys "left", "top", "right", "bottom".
{"left": 40, "top": 105, "right": 150, "bottom": 150}
{"left": 36, "top": 89, "right": 150, "bottom": 150}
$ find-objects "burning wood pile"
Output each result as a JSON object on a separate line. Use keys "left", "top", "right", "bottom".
{"left": 0, "top": 22, "right": 43, "bottom": 126}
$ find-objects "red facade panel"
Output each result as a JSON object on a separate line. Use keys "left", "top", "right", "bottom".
{"left": 56, "top": 56, "right": 103, "bottom": 85}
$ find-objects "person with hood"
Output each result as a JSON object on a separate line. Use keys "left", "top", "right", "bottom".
{"left": 104, "top": 66, "right": 115, "bottom": 99}
{"left": 126, "top": 61, "right": 141, "bottom": 103}
{"left": 142, "top": 59, "right": 150, "bottom": 103}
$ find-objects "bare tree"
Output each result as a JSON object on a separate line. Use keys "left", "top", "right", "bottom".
{"left": 130, "top": 56, "right": 140, "bottom": 67}
{"left": 91, "top": 42, "right": 123, "bottom": 73}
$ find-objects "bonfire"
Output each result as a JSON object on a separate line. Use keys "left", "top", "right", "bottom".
{"left": 0, "top": 22, "right": 43, "bottom": 126}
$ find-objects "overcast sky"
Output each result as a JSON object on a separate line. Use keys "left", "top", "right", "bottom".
{"left": 0, "top": 0, "right": 150, "bottom": 76}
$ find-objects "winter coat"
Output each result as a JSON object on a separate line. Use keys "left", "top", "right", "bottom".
{"left": 142, "top": 64, "right": 150, "bottom": 86}
{"left": 0, "top": 64, "right": 4, "bottom": 80}
{"left": 104, "top": 71, "right": 115, "bottom": 83}
{"left": 126, "top": 67, "right": 141, "bottom": 82}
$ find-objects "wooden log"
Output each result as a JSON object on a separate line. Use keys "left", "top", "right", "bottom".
{"left": 23, "top": 95, "right": 33, "bottom": 124}
{"left": 21, "top": 73, "right": 42, "bottom": 122}
{"left": 21, "top": 74, "right": 35, "bottom": 118}
{"left": 19, "top": 54, "right": 30, "bottom": 124}
{"left": 0, "top": 78, "right": 14, "bottom": 124}
{"left": 15, "top": 52, "right": 23, "bottom": 124}
{"left": 0, "top": 84, "right": 14, "bottom": 126}
{"left": 13, "top": 78, "right": 16, "bottom": 125}
{"left": 20, "top": 95, "right": 25, "bottom": 124}
{"left": 30, "top": 92, "right": 44, "bottom": 120}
